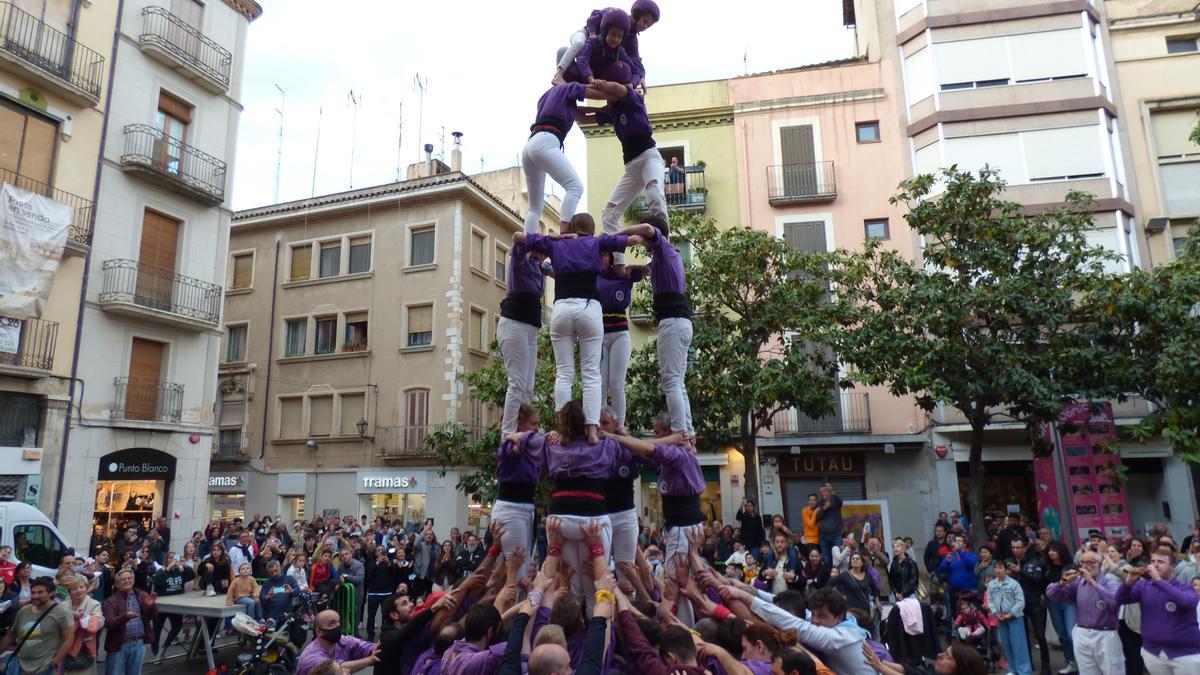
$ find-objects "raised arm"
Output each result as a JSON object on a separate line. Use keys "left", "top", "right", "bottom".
{"left": 616, "top": 223, "right": 657, "bottom": 239}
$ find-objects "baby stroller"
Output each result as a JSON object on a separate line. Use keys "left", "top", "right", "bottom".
{"left": 954, "top": 591, "right": 996, "bottom": 671}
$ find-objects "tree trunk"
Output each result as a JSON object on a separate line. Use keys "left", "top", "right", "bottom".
{"left": 968, "top": 420, "right": 988, "bottom": 552}
{"left": 741, "top": 412, "right": 760, "bottom": 506}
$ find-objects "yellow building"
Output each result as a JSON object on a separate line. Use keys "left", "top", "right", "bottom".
{"left": 0, "top": 0, "right": 118, "bottom": 516}
{"left": 1105, "top": 0, "right": 1200, "bottom": 266}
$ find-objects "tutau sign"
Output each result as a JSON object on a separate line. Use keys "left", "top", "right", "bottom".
{"left": 778, "top": 453, "right": 863, "bottom": 476}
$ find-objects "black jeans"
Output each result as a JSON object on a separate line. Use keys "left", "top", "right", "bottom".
{"left": 152, "top": 613, "right": 184, "bottom": 655}
{"left": 1024, "top": 601, "right": 1050, "bottom": 671}
{"left": 364, "top": 593, "right": 388, "bottom": 641}
{"left": 1118, "top": 619, "right": 1143, "bottom": 675}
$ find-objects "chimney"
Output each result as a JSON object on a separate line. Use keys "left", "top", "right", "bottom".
{"left": 423, "top": 143, "right": 434, "bottom": 177}
{"left": 451, "top": 131, "right": 463, "bottom": 172}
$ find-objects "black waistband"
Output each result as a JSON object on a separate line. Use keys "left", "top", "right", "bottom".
{"left": 530, "top": 116, "right": 567, "bottom": 145}
{"left": 604, "top": 477, "right": 636, "bottom": 513}
{"left": 497, "top": 482, "right": 536, "bottom": 504}
{"left": 555, "top": 272, "right": 599, "bottom": 301}
{"left": 549, "top": 495, "right": 607, "bottom": 517}
{"left": 653, "top": 292, "right": 691, "bottom": 320}
{"left": 621, "top": 133, "right": 656, "bottom": 164}
{"left": 501, "top": 293, "right": 542, "bottom": 327}
{"left": 1076, "top": 625, "right": 1116, "bottom": 631}
{"left": 661, "top": 494, "right": 704, "bottom": 528}
{"left": 602, "top": 311, "right": 629, "bottom": 333}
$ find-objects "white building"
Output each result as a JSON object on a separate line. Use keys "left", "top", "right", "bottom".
{"left": 58, "top": 0, "right": 261, "bottom": 550}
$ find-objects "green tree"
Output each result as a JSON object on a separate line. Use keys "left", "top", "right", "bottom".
{"left": 836, "top": 167, "right": 1121, "bottom": 550}
{"left": 624, "top": 213, "right": 846, "bottom": 501}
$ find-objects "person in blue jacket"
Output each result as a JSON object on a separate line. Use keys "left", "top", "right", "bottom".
{"left": 939, "top": 534, "right": 979, "bottom": 636}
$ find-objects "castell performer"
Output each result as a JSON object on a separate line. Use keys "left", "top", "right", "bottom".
{"left": 553, "top": 1, "right": 659, "bottom": 88}
{"left": 494, "top": 405, "right": 544, "bottom": 582}
{"left": 597, "top": 251, "right": 647, "bottom": 429}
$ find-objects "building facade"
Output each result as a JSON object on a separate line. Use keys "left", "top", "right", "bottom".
{"left": 216, "top": 165, "right": 527, "bottom": 530}
{"left": 57, "top": 0, "right": 261, "bottom": 549}
{"left": 0, "top": 0, "right": 116, "bottom": 530}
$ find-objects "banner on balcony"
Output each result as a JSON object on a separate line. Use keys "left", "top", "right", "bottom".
{"left": 0, "top": 183, "right": 71, "bottom": 319}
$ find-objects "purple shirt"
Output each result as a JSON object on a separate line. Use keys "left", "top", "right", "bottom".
{"left": 570, "top": 36, "right": 630, "bottom": 83}
{"left": 598, "top": 268, "right": 644, "bottom": 312}
{"left": 597, "top": 89, "right": 652, "bottom": 144}
{"left": 1046, "top": 574, "right": 1120, "bottom": 630}
{"left": 411, "top": 647, "right": 443, "bottom": 675}
{"left": 296, "top": 636, "right": 377, "bottom": 675}
{"left": 497, "top": 432, "right": 544, "bottom": 485}
{"left": 525, "top": 233, "right": 630, "bottom": 277}
{"left": 647, "top": 444, "right": 705, "bottom": 496}
{"left": 584, "top": 10, "right": 645, "bottom": 87}
{"left": 646, "top": 228, "right": 686, "bottom": 295}
{"left": 547, "top": 437, "right": 621, "bottom": 480}
{"left": 1115, "top": 577, "right": 1200, "bottom": 658}
{"left": 506, "top": 241, "right": 545, "bottom": 297}
{"left": 441, "top": 640, "right": 506, "bottom": 675}
{"left": 532, "top": 83, "right": 587, "bottom": 138}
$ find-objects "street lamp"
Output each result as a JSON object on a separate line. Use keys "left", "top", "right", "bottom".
{"left": 356, "top": 417, "right": 368, "bottom": 439}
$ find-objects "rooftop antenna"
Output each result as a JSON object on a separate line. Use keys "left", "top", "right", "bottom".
{"left": 395, "top": 99, "right": 404, "bottom": 182}
{"left": 348, "top": 90, "right": 362, "bottom": 189}
{"left": 743, "top": 47, "right": 749, "bottom": 76}
{"left": 413, "top": 73, "right": 429, "bottom": 162}
{"left": 273, "top": 84, "right": 285, "bottom": 203}
{"left": 310, "top": 105, "right": 322, "bottom": 197}
{"left": 438, "top": 124, "right": 446, "bottom": 161}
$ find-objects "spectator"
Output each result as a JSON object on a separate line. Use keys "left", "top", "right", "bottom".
{"left": 803, "top": 548, "right": 831, "bottom": 590}
{"left": 102, "top": 569, "right": 158, "bottom": 675}
{"left": 887, "top": 538, "right": 919, "bottom": 601}
{"left": 63, "top": 573, "right": 102, "bottom": 675}
{"left": 939, "top": 534, "right": 978, "bottom": 627}
{"left": 197, "top": 543, "right": 232, "bottom": 598}
{"left": 816, "top": 483, "right": 844, "bottom": 566}
{"left": 0, "top": 576, "right": 75, "bottom": 675}
{"left": 987, "top": 560, "right": 1032, "bottom": 675}
{"left": 1046, "top": 550, "right": 1122, "bottom": 674}
{"left": 829, "top": 552, "right": 880, "bottom": 624}
{"left": 295, "top": 609, "right": 379, "bottom": 675}
{"left": 454, "top": 533, "right": 485, "bottom": 580}
{"left": 364, "top": 547, "right": 399, "bottom": 641}
{"left": 228, "top": 531, "right": 256, "bottom": 573}
{"left": 737, "top": 499, "right": 766, "bottom": 551}
{"left": 150, "top": 551, "right": 192, "bottom": 663}
{"left": 764, "top": 533, "right": 803, "bottom": 594}
{"left": 974, "top": 544, "right": 996, "bottom": 591}
{"left": 1005, "top": 537, "right": 1050, "bottom": 675}
{"left": 333, "top": 549, "right": 365, "bottom": 630}
{"left": 1043, "top": 540, "right": 1078, "bottom": 673}
{"left": 10, "top": 562, "right": 32, "bottom": 608}
{"left": 226, "top": 562, "right": 261, "bottom": 629}
{"left": 923, "top": 525, "right": 950, "bottom": 577}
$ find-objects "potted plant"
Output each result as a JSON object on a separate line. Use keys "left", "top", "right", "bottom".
{"left": 694, "top": 159, "right": 706, "bottom": 170}
{"left": 343, "top": 339, "right": 368, "bottom": 352}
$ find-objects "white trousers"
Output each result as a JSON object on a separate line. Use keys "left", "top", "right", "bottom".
{"left": 600, "top": 330, "right": 633, "bottom": 428}
{"left": 657, "top": 317, "right": 695, "bottom": 435}
{"left": 601, "top": 147, "right": 667, "bottom": 264}
{"left": 497, "top": 317, "right": 539, "bottom": 435}
{"left": 522, "top": 131, "right": 582, "bottom": 234}
{"left": 1143, "top": 648, "right": 1200, "bottom": 675}
{"left": 662, "top": 522, "right": 704, "bottom": 627}
{"left": 609, "top": 508, "right": 639, "bottom": 564}
{"left": 1072, "top": 626, "right": 1124, "bottom": 675}
{"left": 550, "top": 298, "right": 603, "bottom": 425}
{"left": 491, "top": 500, "right": 535, "bottom": 582}
{"left": 557, "top": 29, "right": 587, "bottom": 71}
{"left": 555, "top": 513, "right": 613, "bottom": 612}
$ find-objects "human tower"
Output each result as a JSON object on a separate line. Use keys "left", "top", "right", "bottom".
{"left": 491, "top": 0, "right": 705, "bottom": 624}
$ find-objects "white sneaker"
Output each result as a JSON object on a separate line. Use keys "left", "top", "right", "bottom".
{"left": 205, "top": 587, "right": 216, "bottom": 597}
{"left": 1058, "top": 663, "right": 1078, "bottom": 674}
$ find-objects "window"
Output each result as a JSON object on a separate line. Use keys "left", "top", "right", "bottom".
{"left": 470, "top": 308, "right": 486, "bottom": 352}
{"left": 349, "top": 236, "right": 371, "bottom": 274}
{"left": 309, "top": 396, "right": 333, "bottom": 436}
{"left": 279, "top": 397, "right": 303, "bottom": 438}
{"left": 344, "top": 312, "right": 368, "bottom": 350}
{"left": 403, "top": 388, "right": 429, "bottom": 450}
{"left": 856, "top": 122, "right": 880, "bottom": 144}
{"left": 471, "top": 229, "right": 487, "bottom": 271}
{"left": 1152, "top": 109, "right": 1200, "bottom": 216}
{"left": 314, "top": 317, "right": 337, "bottom": 355}
{"left": 1023, "top": 126, "right": 1104, "bottom": 180}
{"left": 936, "top": 30, "right": 1087, "bottom": 91}
{"left": 0, "top": 393, "right": 40, "bottom": 447}
{"left": 410, "top": 226, "right": 435, "bottom": 266}
{"left": 495, "top": 244, "right": 508, "bottom": 281}
{"left": 284, "top": 319, "right": 306, "bottom": 357}
{"left": 1166, "top": 36, "right": 1199, "bottom": 54}
{"left": 225, "top": 325, "right": 247, "bottom": 362}
{"left": 864, "top": 219, "right": 890, "bottom": 240}
{"left": 0, "top": 98, "right": 58, "bottom": 185}
{"left": 1174, "top": 236, "right": 1189, "bottom": 258}
{"left": 13, "top": 524, "right": 66, "bottom": 569}
{"left": 156, "top": 91, "right": 192, "bottom": 175}
{"left": 407, "top": 305, "right": 433, "bottom": 347}
{"left": 339, "top": 392, "right": 366, "bottom": 436}
{"left": 231, "top": 253, "right": 253, "bottom": 289}
{"left": 289, "top": 245, "right": 311, "bottom": 281}
{"left": 319, "top": 241, "right": 340, "bottom": 278}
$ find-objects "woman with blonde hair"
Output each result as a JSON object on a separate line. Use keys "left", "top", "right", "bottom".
{"left": 63, "top": 573, "right": 103, "bottom": 675}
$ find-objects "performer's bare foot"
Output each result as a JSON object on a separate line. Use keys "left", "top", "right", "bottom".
{"left": 586, "top": 424, "right": 600, "bottom": 445}
{"left": 551, "top": 69, "right": 567, "bottom": 86}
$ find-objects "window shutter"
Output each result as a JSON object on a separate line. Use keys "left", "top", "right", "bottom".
{"left": 1023, "top": 126, "right": 1103, "bottom": 179}
{"left": 409, "top": 305, "right": 432, "bottom": 333}
{"left": 405, "top": 389, "right": 429, "bottom": 427}
{"left": 309, "top": 396, "right": 333, "bottom": 436}
{"left": 935, "top": 37, "right": 1008, "bottom": 85}
{"left": 232, "top": 254, "right": 252, "bottom": 289}
{"left": 290, "top": 245, "right": 311, "bottom": 281}
{"left": 279, "top": 398, "right": 302, "bottom": 438}
{"left": 783, "top": 221, "right": 828, "bottom": 253}
{"left": 339, "top": 393, "right": 365, "bottom": 436}
{"left": 1009, "top": 29, "right": 1087, "bottom": 82}
{"left": 1152, "top": 110, "right": 1200, "bottom": 158}
{"left": 157, "top": 91, "right": 193, "bottom": 124}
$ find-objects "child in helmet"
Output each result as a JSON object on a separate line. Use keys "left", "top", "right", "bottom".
{"left": 566, "top": 8, "right": 632, "bottom": 87}
{"left": 553, "top": 1, "right": 660, "bottom": 88}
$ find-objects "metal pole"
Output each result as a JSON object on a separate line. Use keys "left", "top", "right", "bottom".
{"left": 348, "top": 90, "right": 361, "bottom": 189}
{"left": 273, "top": 84, "right": 285, "bottom": 203}
{"left": 311, "top": 105, "right": 322, "bottom": 197}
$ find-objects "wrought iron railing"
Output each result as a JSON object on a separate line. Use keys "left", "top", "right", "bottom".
{"left": 375, "top": 424, "right": 489, "bottom": 457}
{"left": 113, "top": 376, "right": 185, "bottom": 423}
{"left": 772, "top": 392, "right": 871, "bottom": 435}
{"left": 632, "top": 165, "right": 707, "bottom": 214}
{"left": 99, "top": 259, "right": 223, "bottom": 325}
{"left": 0, "top": 167, "right": 94, "bottom": 247}
{"left": 139, "top": 6, "right": 231, "bottom": 89}
{"left": 766, "top": 161, "right": 837, "bottom": 202}
{"left": 121, "top": 124, "right": 227, "bottom": 202}
{"left": 216, "top": 430, "right": 250, "bottom": 459}
{"left": 0, "top": 1, "right": 105, "bottom": 98}
{"left": 0, "top": 316, "right": 57, "bottom": 371}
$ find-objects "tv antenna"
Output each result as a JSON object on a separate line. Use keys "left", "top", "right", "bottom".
{"left": 413, "top": 73, "right": 429, "bottom": 162}
{"left": 273, "top": 84, "right": 285, "bottom": 203}
{"left": 348, "top": 90, "right": 362, "bottom": 189}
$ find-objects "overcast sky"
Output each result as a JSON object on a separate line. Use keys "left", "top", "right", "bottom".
{"left": 231, "top": 1, "right": 857, "bottom": 211}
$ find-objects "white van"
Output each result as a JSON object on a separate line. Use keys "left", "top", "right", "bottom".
{"left": 0, "top": 502, "right": 73, "bottom": 578}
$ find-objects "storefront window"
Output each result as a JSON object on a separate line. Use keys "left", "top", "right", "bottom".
{"left": 282, "top": 497, "right": 305, "bottom": 523}
{"left": 210, "top": 493, "right": 246, "bottom": 522}
{"left": 368, "top": 493, "right": 425, "bottom": 525}
{"left": 94, "top": 480, "right": 163, "bottom": 535}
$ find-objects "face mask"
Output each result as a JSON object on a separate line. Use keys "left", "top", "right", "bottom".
{"left": 320, "top": 629, "right": 342, "bottom": 644}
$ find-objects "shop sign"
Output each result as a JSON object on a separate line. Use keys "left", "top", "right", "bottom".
{"left": 98, "top": 448, "right": 176, "bottom": 480}
{"left": 208, "top": 472, "right": 248, "bottom": 493}
{"left": 356, "top": 470, "right": 427, "bottom": 494}
{"left": 777, "top": 453, "right": 863, "bottom": 476}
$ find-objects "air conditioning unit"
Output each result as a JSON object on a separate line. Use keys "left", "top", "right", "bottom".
{"left": 1145, "top": 217, "right": 1169, "bottom": 234}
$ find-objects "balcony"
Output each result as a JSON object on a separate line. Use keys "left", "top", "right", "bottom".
{"left": 767, "top": 162, "right": 837, "bottom": 205}
{"left": 98, "top": 259, "right": 223, "bottom": 330}
{"left": 0, "top": 317, "right": 57, "bottom": 378}
{"left": 0, "top": 1, "right": 105, "bottom": 105}
{"left": 375, "top": 424, "right": 488, "bottom": 458}
{"left": 772, "top": 392, "right": 871, "bottom": 435}
{"left": 138, "top": 6, "right": 231, "bottom": 94}
{"left": 215, "top": 431, "right": 250, "bottom": 460}
{"left": 1, "top": 168, "right": 94, "bottom": 253}
{"left": 113, "top": 377, "right": 184, "bottom": 423}
{"left": 632, "top": 165, "right": 707, "bottom": 216}
{"left": 120, "top": 124, "right": 227, "bottom": 205}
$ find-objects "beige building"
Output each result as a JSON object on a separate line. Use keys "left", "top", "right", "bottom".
{"left": 1105, "top": 0, "right": 1200, "bottom": 266}
{"left": 0, "top": 0, "right": 116, "bottom": 527}
{"left": 216, "top": 158, "right": 530, "bottom": 528}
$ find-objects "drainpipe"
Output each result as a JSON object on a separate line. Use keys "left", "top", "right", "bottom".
{"left": 258, "top": 233, "right": 282, "bottom": 459}
{"left": 54, "top": 0, "right": 125, "bottom": 525}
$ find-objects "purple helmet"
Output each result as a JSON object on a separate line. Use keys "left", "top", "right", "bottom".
{"left": 600, "top": 7, "right": 631, "bottom": 35}
{"left": 631, "top": 0, "right": 660, "bottom": 22}
{"left": 601, "top": 61, "right": 632, "bottom": 85}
